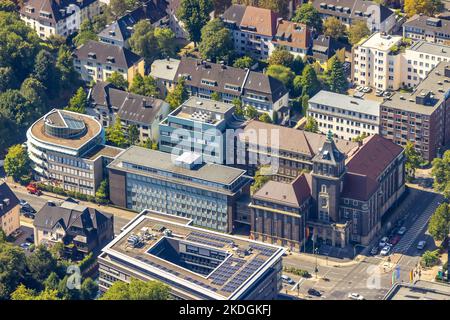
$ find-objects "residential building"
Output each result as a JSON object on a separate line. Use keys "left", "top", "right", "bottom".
{"left": 236, "top": 120, "right": 359, "bottom": 180}
{"left": 33, "top": 198, "right": 114, "bottom": 258}
{"left": 250, "top": 174, "right": 311, "bottom": 251}
{"left": 269, "top": 20, "right": 312, "bottom": 58}
{"left": 312, "top": 35, "right": 343, "bottom": 64}
{"left": 307, "top": 90, "right": 381, "bottom": 141}
{"left": 149, "top": 58, "right": 180, "bottom": 96}
{"left": 0, "top": 183, "right": 20, "bottom": 237}
{"left": 313, "top": 0, "right": 396, "bottom": 33}
{"left": 352, "top": 32, "right": 404, "bottom": 91}
{"left": 380, "top": 62, "right": 450, "bottom": 161}
{"left": 249, "top": 133, "right": 405, "bottom": 248}
{"left": 171, "top": 57, "right": 289, "bottom": 119}
{"left": 98, "top": 0, "right": 168, "bottom": 48}
{"left": 166, "top": 0, "right": 189, "bottom": 39}
{"left": 403, "top": 15, "right": 450, "bottom": 44}
{"left": 73, "top": 40, "right": 145, "bottom": 85}
{"left": 98, "top": 210, "right": 284, "bottom": 299}
{"left": 107, "top": 147, "right": 253, "bottom": 233}
{"left": 402, "top": 41, "right": 450, "bottom": 88}
{"left": 159, "top": 97, "right": 236, "bottom": 164}
{"left": 88, "top": 81, "right": 170, "bottom": 144}
{"left": 20, "top": 0, "right": 101, "bottom": 39}
{"left": 26, "top": 109, "right": 123, "bottom": 196}
{"left": 222, "top": 5, "right": 279, "bottom": 59}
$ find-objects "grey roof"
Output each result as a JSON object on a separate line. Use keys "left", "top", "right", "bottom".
{"left": 313, "top": 0, "right": 394, "bottom": 23}
{"left": 408, "top": 41, "right": 450, "bottom": 56}
{"left": 98, "top": 0, "right": 168, "bottom": 43}
{"left": 312, "top": 134, "right": 346, "bottom": 166}
{"left": 404, "top": 15, "right": 450, "bottom": 35}
{"left": 91, "top": 82, "right": 167, "bottom": 124}
{"left": 150, "top": 58, "right": 180, "bottom": 82}
{"left": 221, "top": 4, "right": 246, "bottom": 26}
{"left": 244, "top": 71, "right": 288, "bottom": 103}
{"left": 309, "top": 90, "right": 380, "bottom": 116}
{"left": 74, "top": 40, "right": 143, "bottom": 69}
{"left": 0, "top": 183, "right": 19, "bottom": 219}
{"left": 108, "top": 146, "right": 247, "bottom": 187}
{"left": 33, "top": 199, "right": 112, "bottom": 232}
{"left": 381, "top": 62, "right": 450, "bottom": 115}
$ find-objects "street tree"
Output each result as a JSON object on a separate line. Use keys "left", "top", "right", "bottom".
{"left": 4, "top": 144, "right": 30, "bottom": 182}
{"left": 428, "top": 203, "right": 450, "bottom": 242}
{"left": 405, "top": 142, "right": 423, "bottom": 180}
{"left": 431, "top": 150, "right": 450, "bottom": 199}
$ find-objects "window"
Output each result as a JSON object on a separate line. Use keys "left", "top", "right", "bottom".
{"left": 321, "top": 185, "right": 327, "bottom": 193}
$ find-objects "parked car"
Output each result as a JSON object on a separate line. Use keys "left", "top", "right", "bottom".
{"left": 348, "top": 293, "right": 364, "bottom": 300}
{"left": 370, "top": 246, "right": 378, "bottom": 255}
{"left": 397, "top": 227, "right": 407, "bottom": 235}
{"left": 390, "top": 235, "right": 401, "bottom": 246}
{"left": 379, "top": 237, "right": 389, "bottom": 247}
{"left": 417, "top": 241, "right": 427, "bottom": 250}
{"left": 380, "top": 245, "right": 392, "bottom": 256}
{"left": 19, "top": 242, "right": 32, "bottom": 250}
{"left": 356, "top": 86, "right": 364, "bottom": 92}
{"left": 362, "top": 87, "right": 372, "bottom": 93}
{"left": 19, "top": 199, "right": 28, "bottom": 207}
{"left": 281, "top": 275, "right": 295, "bottom": 285}
{"left": 375, "top": 89, "right": 384, "bottom": 96}
{"left": 308, "top": 288, "right": 322, "bottom": 297}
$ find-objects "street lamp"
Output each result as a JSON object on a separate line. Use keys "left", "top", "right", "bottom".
{"left": 314, "top": 248, "right": 319, "bottom": 278}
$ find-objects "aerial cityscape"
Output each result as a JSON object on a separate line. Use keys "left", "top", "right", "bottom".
{"left": 0, "top": 0, "right": 449, "bottom": 306}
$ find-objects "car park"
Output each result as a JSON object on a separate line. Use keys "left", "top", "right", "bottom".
{"left": 380, "top": 245, "right": 392, "bottom": 256}
{"left": 348, "top": 293, "right": 364, "bottom": 300}
{"left": 308, "top": 288, "right": 322, "bottom": 297}
{"left": 397, "top": 227, "right": 407, "bottom": 235}
{"left": 281, "top": 275, "right": 295, "bottom": 285}
{"left": 417, "top": 241, "right": 427, "bottom": 250}
{"left": 379, "top": 237, "right": 389, "bottom": 247}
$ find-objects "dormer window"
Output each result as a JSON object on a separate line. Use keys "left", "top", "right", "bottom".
{"left": 201, "top": 79, "right": 217, "bottom": 86}
{"left": 88, "top": 52, "right": 96, "bottom": 59}
{"left": 39, "top": 11, "right": 52, "bottom": 18}
{"left": 25, "top": 6, "right": 34, "bottom": 13}
{"left": 106, "top": 56, "right": 115, "bottom": 63}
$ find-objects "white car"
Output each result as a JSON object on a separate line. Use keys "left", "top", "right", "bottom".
{"left": 397, "top": 227, "right": 407, "bottom": 235}
{"left": 379, "top": 236, "right": 389, "bottom": 247}
{"left": 356, "top": 86, "right": 364, "bottom": 92}
{"left": 362, "top": 87, "right": 371, "bottom": 93}
{"left": 19, "top": 199, "right": 28, "bottom": 207}
{"left": 348, "top": 293, "right": 364, "bottom": 300}
{"left": 380, "top": 245, "right": 392, "bottom": 256}
{"left": 417, "top": 241, "right": 426, "bottom": 250}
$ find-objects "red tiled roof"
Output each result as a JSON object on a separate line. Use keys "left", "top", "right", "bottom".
{"left": 240, "top": 6, "right": 279, "bottom": 37}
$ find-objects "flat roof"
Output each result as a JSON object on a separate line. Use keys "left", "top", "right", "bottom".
{"left": 359, "top": 32, "right": 402, "bottom": 51}
{"left": 382, "top": 62, "right": 450, "bottom": 115}
{"left": 385, "top": 280, "right": 450, "bottom": 300}
{"left": 108, "top": 146, "right": 247, "bottom": 187}
{"left": 28, "top": 109, "right": 102, "bottom": 151}
{"left": 408, "top": 41, "right": 450, "bottom": 56}
{"left": 101, "top": 210, "right": 284, "bottom": 300}
{"left": 83, "top": 145, "right": 124, "bottom": 160}
{"left": 309, "top": 90, "right": 380, "bottom": 116}
{"left": 150, "top": 58, "right": 180, "bottom": 81}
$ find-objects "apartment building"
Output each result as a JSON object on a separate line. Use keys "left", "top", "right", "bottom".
{"left": 89, "top": 81, "right": 170, "bottom": 144}
{"left": 352, "top": 32, "right": 404, "bottom": 91}
{"left": 313, "top": 0, "right": 396, "bottom": 33}
{"left": 0, "top": 183, "right": 20, "bottom": 237}
{"left": 403, "top": 15, "right": 450, "bottom": 44}
{"left": 402, "top": 41, "right": 450, "bottom": 88}
{"left": 33, "top": 198, "right": 114, "bottom": 258}
{"left": 250, "top": 133, "right": 405, "bottom": 248}
{"left": 149, "top": 58, "right": 180, "bottom": 96}
{"left": 159, "top": 97, "right": 236, "bottom": 164}
{"left": 166, "top": 0, "right": 189, "bottom": 39}
{"left": 308, "top": 91, "right": 381, "bottom": 141}
{"left": 236, "top": 120, "right": 358, "bottom": 180}
{"left": 26, "top": 109, "right": 123, "bottom": 196}
{"left": 380, "top": 62, "right": 450, "bottom": 161}
{"left": 73, "top": 40, "right": 144, "bottom": 85}
{"left": 98, "top": 0, "right": 168, "bottom": 48}
{"left": 108, "top": 147, "right": 252, "bottom": 233}
{"left": 269, "top": 20, "right": 312, "bottom": 58}
{"left": 20, "top": 0, "right": 101, "bottom": 39}
{"left": 98, "top": 210, "right": 284, "bottom": 299}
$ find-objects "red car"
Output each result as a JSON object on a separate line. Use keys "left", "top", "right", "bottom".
{"left": 390, "top": 235, "right": 401, "bottom": 246}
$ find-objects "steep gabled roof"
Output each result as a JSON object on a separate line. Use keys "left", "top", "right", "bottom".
{"left": 222, "top": 5, "right": 279, "bottom": 37}
{"left": 0, "top": 183, "right": 19, "bottom": 219}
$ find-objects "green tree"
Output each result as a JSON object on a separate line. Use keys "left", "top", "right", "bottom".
{"left": 4, "top": 144, "right": 30, "bottom": 182}
{"left": 292, "top": 3, "right": 323, "bottom": 33}
{"left": 80, "top": 277, "right": 98, "bottom": 300}
{"left": 95, "top": 179, "right": 110, "bottom": 204}
{"left": 128, "top": 20, "right": 158, "bottom": 64}
{"left": 43, "top": 272, "right": 60, "bottom": 291}
{"left": 33, "top": 49, "right": 58, "bottom": 97}
{"left": 348, "top": 20, "right": 371, "bottom": 45}
{"left": 100, "top": 278, "right": 171, "bottom": 300}
{"left": 106, "top": 116, "right": 127, "bottom": 148}
{"left": 258, "top": 113, "right": 272, "bottom": 123}
{"left": 127, "top": 124, "right": 140, "bottom": 146}
{"left": 266, "top": 64, "right": 295, "bottom": 88}
{"left": 198, "top": 18, "right": 233, "bottom": 62}
{"left": 211, "top": 92, "right": 221, "bottom": 101}
{"left": 166, "top": 78, "right": 188, "bottom": 110}
{"left": 107, "top": 71, "right": 128, "bottom": 90}
{"left": 0, "top": 89, "right": 34, "bottom": 127}
{"left": 177, "top": 0, "right": 213, "bottom": 45}
{"left": 300, "top": 64, "right": 321, "bottom": 97}
{"left": 154, "top": 27, "right": 176, "bottom": 58}
{"left": 110, "top": 0, "right": 137, "bottom": 17}
{"left": 56, "top": 45, "right": 78, "bottom": 90}
{"left": 251, "top": 167, "right": 271, "bottom": 194}
{"left": 0, "top": 67, "right": 16, "bottom": 92}
{"left": 301, "top": 94, "right": 309, "bottom": 115}
{"left": 0, "top": 241, "right": 27, "bottom": 299}
{"left": 323, "top": 17, "right": 347, "bottom": 39}
{"left": 129, "top": 73, "right": 159, "bottom": 97}
{"left": 0, "top": 0, "right": 16, "bottom": 11}
{"left": 420, "top": 249, "right": 441, "bottom": 267}
{"left": 26, "top": 245, "right": 58, "bottom": 285}
{"left": 268, "top": 47, "right": 294, "bottom": 68}
{"left": 304, "top": 116, "right": 318, "bottom": 133}
{"left": 428, "top": 203, "right": 450, "bottom": 242}
{"left": 291, "top": 55, "right": 305, "bottom": 75}
{"left": 233, "top": 56, "right": 254, "bottom": 69}
{"left": 293, "top": 75, "right": 302, "bottom": 97}
{"left": 73, "top": 20, "right": 98, "bottom": 47}
{"left": 352, "top": 132, "right": 368, "bottom": 143}
{"left": 245, "top": 105, "right": 258, "bottom": 119}
{"left": 327, "top": 56, "right": 348, "bottom": 94}
{"left": 20, "top": 77, "right": 48, "bottom": 114}
{"left": 65, "top": 87, "right": 87, "bottom": 114}
{"left": 405, "top": 142, "right": 423, "bottom": 180}
{"left": 404, "top": 0, "right": 444, "bottom": 17}
{"left": 432, "top": 150, "right": 450, "bottom": 199}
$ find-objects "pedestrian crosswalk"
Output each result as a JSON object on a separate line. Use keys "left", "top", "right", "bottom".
{"left": 392, "top": 194, "right": 442, "bottom": 254}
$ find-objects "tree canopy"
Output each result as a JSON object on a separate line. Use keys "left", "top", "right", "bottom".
{"left": 166, "top": 78, "right": 188, "bottom": 110}
{"left": 198, "top": 19, "right": 233, "bottom": 62}
{"left": 428, "top": 203, "right": 450, "bottom": 242}
{"left": 268, "top": 48, "right": 294, "bottom": 68}
{"left": 100, "top": 278, "right": 171, "bottom": 300}
{"left": 65, "top": 87, "right": 88, "bottom": 114}
{"left": 404, "top": 0, "right": 444, "bottom": 17}
{"left": 177, "top": 0, "right": 213, "bottom": 45}
{"left": 266, "top": 64, "right": 295, "bottom": 88}
{"left": 323, "top": 17, "right": 347, "bottom": 39}
{"left": 292, "top": 3, "right": 323, "bottom": 33}
{"left": 432, "top": 150, "right": 450, "bottom": 199}
{"left": 4, "top": 144, "right": 30, "bottom": 182}
{"left": 327, "top": 56, "right": 348, "bottom": 94}
{"left": 348, "top": 20, "right": 370, "bottom": 45}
